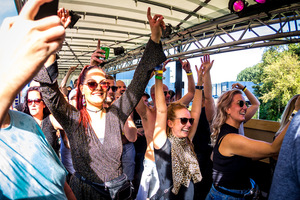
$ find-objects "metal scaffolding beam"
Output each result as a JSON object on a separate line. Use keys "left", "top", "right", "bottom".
{"left": 103, "top": 3, "right": 300, "bottom": 75}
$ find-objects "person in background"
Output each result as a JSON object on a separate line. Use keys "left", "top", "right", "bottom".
{"left": 116, "top": 80, "right": 127, "bottom": 95}
{"left": 152, "top": 61, "right": 204, "bottom": 199}
{"left": 192, "top": 54, "right": 215, "bottom": 200}
{"left": 0, "top": 0, "right": 75, "bottom": 199}
{"left": 22, "top": 86, "right": 62, "bottom": 156}
{"left": 206, "top": 89, "right": 288, "bottom": 200}
{"left": 268, "top": 96, "right": 300, "bottom": 200}
{"left": 269, "top": 94, "right": 300, "bottom": 174}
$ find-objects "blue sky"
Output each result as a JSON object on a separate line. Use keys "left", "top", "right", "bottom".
{"left": 0, "top": 0, "right": 18, "bottom": 25}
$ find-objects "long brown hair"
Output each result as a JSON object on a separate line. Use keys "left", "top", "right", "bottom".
{"left": 76, "top": 65, "right": 105, "bottom": 127}
{"left": 211, "top": 89, "right": 242, "bottom": 146}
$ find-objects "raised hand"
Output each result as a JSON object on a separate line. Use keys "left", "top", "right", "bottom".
{"left": 147, "top": 7, "right": 166, "bottom": 43}
{"left": 232, "top": 82, "right": 244, "bottom": 90}
{"left": 57, "top": 8, "right": 71, "bottom": 29}
{"left": 195, "top": 64, "right": 204, "bottom": 86}
{"left": 179, "top": 58, "right": 191, "bottom": 73}
{"left": 201, "top": 54, "right": 214, "bottom": 76}
{"left": 90, "top": 39, "right": 106, "bottom": 66}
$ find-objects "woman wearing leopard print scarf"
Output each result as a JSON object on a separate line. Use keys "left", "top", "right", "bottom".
{"left": 151, "top": 58, "right": 205, "bottom": 200}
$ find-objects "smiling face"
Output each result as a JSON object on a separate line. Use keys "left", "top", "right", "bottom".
{"left": 168, "top": 108, "right": 192, "bottom": 138}
{"left": 116, "top": 80, "right": 126, "bottom": 95}
{"left": 27, "top": 90, "right": 45, "bottom": 118}
{"left": 106, "top": 79, "right": 116, "bottom": 104}
{"left": 226, "top": 93, "right": 248, "bottom": 124}
{"left": 80, "top": 68, "right": 107, "bottom": 109}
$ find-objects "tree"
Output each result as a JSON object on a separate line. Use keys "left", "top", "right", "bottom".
{"left": 236, "top": 44, "right": 300, "bottom": 121}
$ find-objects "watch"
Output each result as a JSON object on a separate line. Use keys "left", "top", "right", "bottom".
{"left": 195, "top": 85, "right": 204, "bottom": 90}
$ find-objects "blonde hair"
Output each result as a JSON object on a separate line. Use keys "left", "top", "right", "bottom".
{"left": 211, "top": 89, "right": 242, "bottom": 146}
{"left": 275, "top": 94, "right": 300, "bottom": 137}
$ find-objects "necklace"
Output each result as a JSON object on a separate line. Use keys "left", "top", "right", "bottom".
{"left": 86, "top": 107, "right": 102, "bottom": 113}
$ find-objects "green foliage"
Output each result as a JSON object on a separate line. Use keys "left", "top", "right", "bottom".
{"left": 236, "top": 44, "right": 300, "bottom": 121}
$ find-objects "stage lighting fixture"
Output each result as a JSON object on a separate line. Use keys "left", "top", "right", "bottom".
{"left": 254, "top": 0, "right": 266, "bottom": 3}
{"left": 228, "top": 0, "right": 247, "bottom": 13}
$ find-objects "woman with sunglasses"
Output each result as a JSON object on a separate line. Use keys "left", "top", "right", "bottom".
{"left": 33, "top": 7, "right": 166, "bottom": 199}
{"left": 152, "top": 63, "right": 204, "bottom": 199}
{"left": 22, "top": 86, "right": 61, "bottom": 156}
{"left": 205, "top": 89, "right": 289, "bottom": 200}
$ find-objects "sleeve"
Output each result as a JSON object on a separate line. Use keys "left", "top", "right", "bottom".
{"left": 33, "top": 61, "right": 80, "bottom": 136}
{"left": 111, "top": 39, "right": 166, "bottom": 130}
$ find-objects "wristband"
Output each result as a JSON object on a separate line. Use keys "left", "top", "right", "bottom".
{"left": 289, "top": 110, "right": 298, "bottom": 121}
{"left": 186, "top": 72, "right": 193, "bottom": 76}
{"left": 155, "top": 75, "right": 163, "bottom": 80}
{"left": 155, "top": 70, "right": 163, "bottom": 75}
{"left": 195, "top": 85, "right": 204, "bottom": 90}
{"left": 242, "top": 86, "right": 247, "bottom": 92}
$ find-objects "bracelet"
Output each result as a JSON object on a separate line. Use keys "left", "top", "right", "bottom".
{"left": 186, "top": 72, "right": 193, "bottom": 76}
{"left": 155, "top": 70, "right": 163, "bottom": 75}
{"left": 155, "top": 75, "right": 163, "bottom": 80}
{"left": 289, "top": 110, "right": 298, "bottom": 121}
{"left": 195, "top": 85, "right": 204, "bottom": 90}
{"left": 242, "top": 86, "right": 247, "bottom": 92}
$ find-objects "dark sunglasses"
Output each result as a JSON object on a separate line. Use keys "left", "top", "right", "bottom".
{"left": 164, "top": 90, "right": 175, "bottom": 98}
{"left": 85, "top": 80, "right": 110, "bottom": 91}
{"left": 27, "top": 98, "right": 43, "bottom": 105}
{"left": 110, "top": 86, "right": 118, "bottom": 92}
{"left": 176, "top": 117, "right": 194, "bottom": 125}
{"left": 237, "top": 100, "right": 249, "bottom": 108}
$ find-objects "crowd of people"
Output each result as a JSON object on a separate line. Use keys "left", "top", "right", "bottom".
{"left": 1, "top": 0, "right": 300, "bottom": 200}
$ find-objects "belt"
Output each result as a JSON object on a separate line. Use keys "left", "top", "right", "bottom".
{"left": 213, "top": 184, "right": 255, "bottom": 199}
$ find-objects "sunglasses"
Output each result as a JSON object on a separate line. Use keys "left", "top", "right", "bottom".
{"left": 85, "top": 80, "right": 110, "bottom": 91}
{"left": 237, "top": 100, "right": 249, "bottom": 108}
{"left": 110, "top": 86, "right": 118, "bottom": 92}
{"left": 176, "top": 117, "right": 194, "bottom": 125}
{"left": 164, "top": 90, "right": 175, "bottom": 98}
{"left": 27, "top": 98, "right": 43, "bottom": 106}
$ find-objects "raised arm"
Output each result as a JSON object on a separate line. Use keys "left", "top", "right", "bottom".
{"left": 123, "top": 113, "right": 138, "bottom": 142}
{"left": 178, "top": 58, "right": 195, "bottom": 106}
{"left": 60, "top": 65, "right": 78, "bottom": 88}
{"left": 188, "top": 65, "right": 204, "bottom": 141}
{"left": 202, "top": 54, "right": 215, "bottom": 123}
{"left": 0, "top": 0, "right": 65, "bottom": 125}
{"left": 153, "top": 71, "right": 168, "bottom": 149}
{"left": 90, "top": 39, "right": 106, "bottom": 66}
{"left": 111, "top": 7, "right": 166, "bottom": 129}
{"left": 232, "top": 83, "right": 260, "bottom": 122}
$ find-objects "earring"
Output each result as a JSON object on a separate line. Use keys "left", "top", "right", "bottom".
{"left": 82, "top": 95, "right": 86, "bottom": 107}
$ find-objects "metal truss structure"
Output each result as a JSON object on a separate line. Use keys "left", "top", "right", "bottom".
{"left": 104, "top": 2, "right": 300, "bottom": 75}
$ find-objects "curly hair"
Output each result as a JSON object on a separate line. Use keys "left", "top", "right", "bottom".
{"left": 211, "top": 89, "right": 242, "bottom": 146}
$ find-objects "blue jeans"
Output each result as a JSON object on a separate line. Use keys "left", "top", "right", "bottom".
{"left": 122, "top": 142, "right": 136, "bottom": 181}
{"left": 205, "top": 184, "right": 252, "bottom": 200}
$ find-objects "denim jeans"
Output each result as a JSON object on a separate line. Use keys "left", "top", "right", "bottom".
{"left": 205, "top": 184, "right": 252, "bottom": 200}
{"left": 122, "top": 142, "right": 136, "bottom": 181}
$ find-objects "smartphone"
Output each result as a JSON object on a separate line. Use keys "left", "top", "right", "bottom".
{"left": 34, "top": 0, "right": 59, "bottom": 20}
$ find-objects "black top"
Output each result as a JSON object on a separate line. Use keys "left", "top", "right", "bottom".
{"left": 153, "top": 139, "right": 194, "bottom": 200}
{"left": 41, "top": 115, "right": 60, "bottom": 156}
{"left": 34, "top": 39, "right": 166, "bottom": 199}
{"left": 212, "top": 123, "right": 252, "bottom": 189}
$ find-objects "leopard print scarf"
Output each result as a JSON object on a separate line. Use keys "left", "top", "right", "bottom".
{"left": 168, "top": 133, "right": 202, "bottom": 195}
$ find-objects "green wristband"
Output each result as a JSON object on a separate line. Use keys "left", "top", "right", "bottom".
{"left": 155, "top": 75, "right": 163, "bottom": 80}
